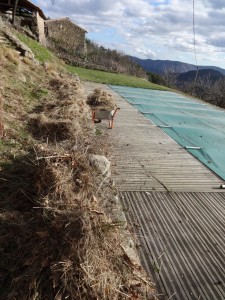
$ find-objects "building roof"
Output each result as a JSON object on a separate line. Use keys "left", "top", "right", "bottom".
{"left": 19, "top": 0, "right": 47, "bottom": 19}
{"left": 0, "top": 0, "right": 47, "bottom": 19}
{"left": 45, "top": 17, "right": 87, "bottom": 33}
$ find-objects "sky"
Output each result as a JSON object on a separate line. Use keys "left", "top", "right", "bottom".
{"left": 33, "top": 0, "right": 225, "bottom": 68}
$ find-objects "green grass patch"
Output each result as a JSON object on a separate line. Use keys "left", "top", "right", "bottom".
{"left": 67, "top": 65, "right": 170, "bottom": 90}
{"left": 31, "top": 87, "right": 49, "bottom": 100}
{"left": 16, "top": 31, "right": 169, "bottom": 90}
{"left": 15, "top": 32, "right": 56, "bottom": 63}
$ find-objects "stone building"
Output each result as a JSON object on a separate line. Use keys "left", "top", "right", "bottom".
{"left": 0, "top": 1, "right": 87, "bottom": 54}
{"left": 0, "top": 0, "right": 47, "bottom": 44}
{"left": 45, "top": 18, "right": 87, "bottom": 56}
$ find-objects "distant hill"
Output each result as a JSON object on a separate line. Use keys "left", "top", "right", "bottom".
{"left": 129, "top": 57, "right": 225, "bottom": 76}
{"left": 177, "top": 69, "right": 224, "bottom": 84}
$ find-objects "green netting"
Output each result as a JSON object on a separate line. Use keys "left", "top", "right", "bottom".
{"left": 111, "top": 85, "right": 225, "bottom": 180}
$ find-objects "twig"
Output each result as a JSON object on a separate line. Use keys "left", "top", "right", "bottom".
{"left": 167, "top": 292, "right": 176, "bottom": 300}
{"left": 114, "top": 288, "right": 131, "bottom": 298}
{"left": 36, "top": 155, "right": 71, "bottom": 160}
{"left": 133, "top": 271, "right": 155, "bottom": 287}
{"left": 89, "top": 209, "right": 104, "bottom": 215}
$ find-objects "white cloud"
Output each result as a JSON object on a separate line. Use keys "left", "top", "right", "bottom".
{"left": 34, "top": 0, "right": 225, "bottom": 68}
{"left": 135, "top": 47, "right": 156, "bottom": 58}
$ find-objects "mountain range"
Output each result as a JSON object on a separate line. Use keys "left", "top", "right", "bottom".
{"left": 130, "top": 57, "right": 225, "bottom": 76}
{"left": 176, "top": 69, "right": 224, "bottom": 84}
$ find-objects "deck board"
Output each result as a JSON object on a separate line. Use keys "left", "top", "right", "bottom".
{"left": 83, "top": 82, "right": 225, "bottom": 299}
{"left": 121, "top": 191, "right": 225, "bottom": 300}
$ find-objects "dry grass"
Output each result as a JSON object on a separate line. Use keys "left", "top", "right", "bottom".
{"left": 22, "top": 56, "right": 33, "bottom": 66}
{"left": 0, "top": 46, "right": 20, "bottom": 65}
{"left": 0, "top": 25, "right": 157, "bottom": 300}
{"left": 87, "top": 88, "right": 116, "bottom": 110}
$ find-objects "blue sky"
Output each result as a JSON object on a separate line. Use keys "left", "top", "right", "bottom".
{"left": 33, "top": 0, "right": 225, "bottom": 69}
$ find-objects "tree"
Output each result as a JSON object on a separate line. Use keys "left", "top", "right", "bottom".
{"left": 147, "top": 72, "right": 164, "bottom": 85}
{"left": 162, "top": 66, "right": 178, "bottom": 87}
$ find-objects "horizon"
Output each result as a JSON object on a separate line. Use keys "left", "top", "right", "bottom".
{"left": 33, "top": 0, "right": 225, "bottom": 69}
{"left": 131, "top": 57, "right": 225, "bottom": 71}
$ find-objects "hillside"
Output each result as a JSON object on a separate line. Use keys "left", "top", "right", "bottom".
{"left": 0, "top": 20, "right": 157, "bottom": 299}
{"left": 177, "top": 69, "right": 224, "bottom": 84}
{"left": 129, "top": 56, "right": 225, "bottom": 75}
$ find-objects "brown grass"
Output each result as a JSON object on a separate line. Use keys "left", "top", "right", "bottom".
{"left": 87, "top": 88, "right": 116, "bottom": 110}
{"left": 23, "top": 56, "right": 33, "bottom": 66}
{"left": 0, "top": 46, "right": 20, "bottom": 65}
{"left": 0, "top": 26, "right": 157, "bottom": 300}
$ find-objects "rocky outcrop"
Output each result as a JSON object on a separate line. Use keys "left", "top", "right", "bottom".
{"left": 1, "top": 27, "right": 34, "bottom": 59}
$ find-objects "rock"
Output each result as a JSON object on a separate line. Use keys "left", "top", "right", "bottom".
{"left": 121, "top": 238, "right": 141, "bottom": 270}
{"left": 2, "top": 28, "right": 34, "bottom": 59}
{"left": 110, "top": 195, "right": 120, "bottom": 205}
{"left": 89, "top": 154, "right": 111, "bottom": 177}
{"left": 110, "top": 208, "right": 127, "bottom": 228}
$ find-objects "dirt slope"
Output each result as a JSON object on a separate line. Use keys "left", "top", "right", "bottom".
{"left": 0, "top": 22, "right": 157, "bottom": 300}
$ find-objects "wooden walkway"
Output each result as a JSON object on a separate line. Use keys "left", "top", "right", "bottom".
{"left": 106, "top": 85, "right": 224, "bottom": 193}
{"left": 84, "top": 82, "right": 225, "bottom": 299}
{"left": 122, "top": 191, "right": 225, "bottom": 300}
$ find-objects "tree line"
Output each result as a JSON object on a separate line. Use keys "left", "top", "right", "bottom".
{"left": 85, "top": 39, "right": 146, "bottom": 77}
{"left": 147, "top": 68, "right": 225, "bottom": 109}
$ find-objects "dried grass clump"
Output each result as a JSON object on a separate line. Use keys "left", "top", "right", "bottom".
{"left": 43, "top": 62, "right": 63, "bottom": 78}
{"left": 28, "top": 75, "right": 91, "bottom": 142}
{"left": 1, "top": 47, "right": 20, "bottom": 65}
{"left": 43, "top": 62, "right": 58, "bottom": 72}
{"left": 47, "top": 77, "right": 90, "bottom": 124}
{"left": 87, "top": 88, "right": 116, "bottom": 110}
{"left": 0, "top": 140, "right": 156, "bottom": 299}
{"left": 29, "top": 113, "right": 72, "bottom": 141}
{"left": 22, "top": 56, "right": 33, "bottom": 66}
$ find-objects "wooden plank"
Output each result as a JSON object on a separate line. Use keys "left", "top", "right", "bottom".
{"left": 121, "top": 191, "right": 225, "bottom": 300}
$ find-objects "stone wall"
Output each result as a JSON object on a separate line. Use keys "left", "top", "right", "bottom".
{"left": 36, "top": 11, "right": 46, "bottom": 45}
{"left": 45, "top": 18, "right": 86, "bottom": 55}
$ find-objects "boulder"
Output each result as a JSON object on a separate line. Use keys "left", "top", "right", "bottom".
{"left": 89, "top": 154, "right": 111, "bottom": 178}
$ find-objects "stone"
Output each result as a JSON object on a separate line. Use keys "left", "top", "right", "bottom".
{"left": 121, "top": 238, "right": 141, "bottom": 270}
{"left": 2, "top": 28, "right": 34, "bottom": 59}
{"left": 89, "top": 154, "right": 111, "bottom": 177}
{"left": 110, "top": 195, "right": 120, "bottom": 205}
{"left": 110, "top": 208, "right": 127, "bottom": 228}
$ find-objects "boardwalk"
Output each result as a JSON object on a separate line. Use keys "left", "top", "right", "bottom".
{"left": 84, "top": 82, "right": 225, "bottom": 300}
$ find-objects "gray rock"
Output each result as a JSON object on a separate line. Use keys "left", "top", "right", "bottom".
{"left": 110, "top": 195, "right": 120, "bottom": 205}
{"left": 89, "top": 154, "right": 111, "bottom": 177}
{"left": 2, "top": 27, "right": 34, "bottom": 59}
{"left": 110, "top": 208, "right": 127, "bottom": 228}
{"left": 121, "top": 237, "right": 141, "bottom": 268}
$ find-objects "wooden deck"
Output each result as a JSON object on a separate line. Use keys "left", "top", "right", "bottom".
{"left": 84, "top": 82, "right": 225, "bottom": 299}
{"left": 104, "top": 84, "right": 224, "bottom": 192}
{"left": 122, "top": 191, "right": 225, "bottom": 300}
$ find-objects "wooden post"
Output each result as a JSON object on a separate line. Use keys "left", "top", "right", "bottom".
{"left": 12, "top": 0, "right": 19, "bottom": 25}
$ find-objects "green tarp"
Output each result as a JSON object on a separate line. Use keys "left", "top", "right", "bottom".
{"left": 111, "top": 85, "right": 225, "bottom": 180}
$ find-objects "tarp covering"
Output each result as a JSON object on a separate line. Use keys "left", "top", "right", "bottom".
{"left": 110, "top": 85, "right": 225, "bottom": 180}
